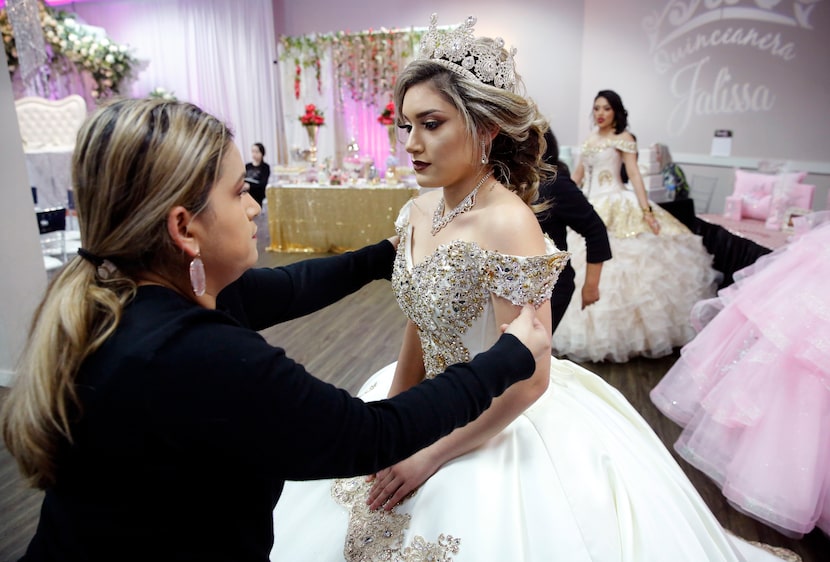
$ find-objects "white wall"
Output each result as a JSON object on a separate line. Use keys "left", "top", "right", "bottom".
{"left": 577, "top": 0, "right": 830, "bottom": 212}
{"left": 579, "top": 0, "right": 830, "bottom": 163}
{"left": 278, "top": 0, "right": 830, "bottom": 213}
{"left": 0, "top": 54, "right": 49, "bottom": 387}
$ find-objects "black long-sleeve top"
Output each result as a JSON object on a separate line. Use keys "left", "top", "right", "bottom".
{"left": 245, "top": 162, "right": 270, "bottom": 206}
{"left": 21, "top": 240, "right": 534, "bottom": 562}
{"left": 536, "top": 165, "right": 612, "bottom": 307}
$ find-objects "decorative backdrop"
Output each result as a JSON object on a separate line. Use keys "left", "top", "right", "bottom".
{"left": 278, "top": 26, "right": 423, "bottom": 177}
{"left": 1, "top": 0, "right": 136, "bottom": 104}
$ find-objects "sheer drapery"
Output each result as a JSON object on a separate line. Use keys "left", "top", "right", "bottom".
{"left": 69, "top": 0, "right": 281, "bottom": 166}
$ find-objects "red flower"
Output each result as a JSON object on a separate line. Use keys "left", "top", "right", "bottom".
{"left": 377, "top": 101, "right": 395, "bottom": 125}
{"left": 299, "top": 103, "right": 325, "bottom": 126}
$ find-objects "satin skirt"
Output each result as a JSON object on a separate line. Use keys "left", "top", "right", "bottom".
{"left": 272, "top": 358, "right": 781, "bottom": 561}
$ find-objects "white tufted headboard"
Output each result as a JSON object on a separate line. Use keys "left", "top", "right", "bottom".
{"left": 14, "top": 95, "right": 88, "bottom": 153}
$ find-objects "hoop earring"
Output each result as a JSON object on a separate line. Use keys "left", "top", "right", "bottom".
{"left": 189, "top": 254, "right": 206, "bottom": 296}
{"left": 480, "top": 140, "right": 488, "bottom": 165}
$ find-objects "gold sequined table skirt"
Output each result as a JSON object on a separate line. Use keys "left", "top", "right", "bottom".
{"left": 266, "top": 185, "right": 418, "bottom": 253}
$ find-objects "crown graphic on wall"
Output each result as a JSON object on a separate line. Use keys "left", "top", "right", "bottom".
{"left": 416, "top": 13, "right": 517, "bottom": 92}
{"left": 643, "top": 1, "right": 819, "bottom": 51}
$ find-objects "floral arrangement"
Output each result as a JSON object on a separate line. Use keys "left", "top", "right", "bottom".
{"left": 299, "top": 103, "right": 324, "bottom": 126}
{"left": 377, "top": 101, "right": 395, "bottom": 125}
{"left": 148, "top": 86, "right": 176, "bottom": 101}
{"left": 1, "top": 1, "right": 137, "bottom": 99}
{"left": 329, "top": 169, "right": 346, "bottom": 185}
{"left": 279, "top": 28, "right": 422, "bottom": 105}
{"left": 293, "top": 62, "right": 301, "bottom": 99}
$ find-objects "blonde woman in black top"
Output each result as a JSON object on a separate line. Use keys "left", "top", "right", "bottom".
{"left": 0, "top": 98, "right": 549, "bottom": 561}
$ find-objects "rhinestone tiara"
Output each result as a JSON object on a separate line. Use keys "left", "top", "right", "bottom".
{"left": 417, "top": 13, "right": 517, "bottom": 91}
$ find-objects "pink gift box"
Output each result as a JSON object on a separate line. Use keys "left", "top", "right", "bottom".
{"left": 724, "top": 195, "right": 742, "bottom": 221}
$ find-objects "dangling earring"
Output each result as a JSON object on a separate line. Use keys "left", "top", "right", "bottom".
{"left": 189, "top": 253, "right": 206, "bottom": 296}
{"left": 480, "top": 140, "right": 488, "bottom": 165}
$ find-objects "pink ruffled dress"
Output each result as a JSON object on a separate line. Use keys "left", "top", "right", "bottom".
{"left": 651, "top": 216, "right": 830, "bottom": 538}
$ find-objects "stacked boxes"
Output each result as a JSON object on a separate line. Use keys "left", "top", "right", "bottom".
{"left": 637, "top": 144, "right": 667, "bottom": 202}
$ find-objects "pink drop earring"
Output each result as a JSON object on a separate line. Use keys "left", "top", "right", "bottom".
{"left": 189, "top": 253, "right": 206, "bottom": 296}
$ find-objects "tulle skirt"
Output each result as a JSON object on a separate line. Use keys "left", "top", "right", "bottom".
{"left": 552, "top": 189, "right": 719, "bottom": 362}
{"left": 271, "top": 357, "right": 782, "bottom": 561}
{"left": 651, "top": 221, "right": 830, "bottom": 537}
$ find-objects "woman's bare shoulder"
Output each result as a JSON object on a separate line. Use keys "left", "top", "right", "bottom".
{"left": 409, "top": 189, "right": 441, "bottom": 218}
{"left": 478, "top": 188, "right": 545, "bottom": 256}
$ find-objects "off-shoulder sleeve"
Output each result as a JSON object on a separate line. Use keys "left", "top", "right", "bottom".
{"left": 483, "top": 246, "right": 571, "bottom": 308}
{"left": 612, "top": 139, "right": 638, "bottom": 154}
{"left": 394, "top": 198, "right": 415, "bottom": 236}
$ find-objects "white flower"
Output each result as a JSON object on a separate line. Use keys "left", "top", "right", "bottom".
{"left": 105, "top": 54, "right": 114, "bottom": 64}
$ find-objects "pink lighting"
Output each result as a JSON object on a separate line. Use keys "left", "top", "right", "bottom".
{"left": 0, "top": 0, "right": 98, "bottom": 8}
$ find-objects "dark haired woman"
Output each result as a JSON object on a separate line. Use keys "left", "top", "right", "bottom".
{"left": 552, "top": 90, "right": 719, "bottom": 362}
{"left": 245, "top": 142, "right": 270, "bottom": 207}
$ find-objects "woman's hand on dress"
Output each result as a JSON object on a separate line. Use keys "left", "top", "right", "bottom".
{"left": 645, "top": 213, "right": 660, "bottom": 234}
{"left": 387, "top": 235, "right": 400, "bottom": 250}
{"left": 501, "top": 304, "right": 550, "bottom": 367}
{"left": 366, "top": 449, "right": 439, "bottom": 511}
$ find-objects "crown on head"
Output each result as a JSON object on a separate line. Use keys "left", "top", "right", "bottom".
{"left": 417, "top": 13, "right": 517, "bottom": 91}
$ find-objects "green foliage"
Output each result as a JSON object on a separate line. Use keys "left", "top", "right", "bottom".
{"left": 1, "top": 1, "right": 137, "bottom": 99}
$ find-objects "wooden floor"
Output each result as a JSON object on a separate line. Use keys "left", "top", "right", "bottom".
{"left": 1, "top": 221, "right": 828, "bottom": 560}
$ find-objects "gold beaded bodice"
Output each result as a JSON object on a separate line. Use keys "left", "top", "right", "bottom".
{"left": 580, "top": 137, "right": 636, "bottom": 199}
{"left": 393, "top": 201, "right": 570, "bottom": 379}
{"left": 579, "top": 137, "right": 689, "bottom": 238}
{"left": 326, "top": 202, "right": 569, "bottom": 562}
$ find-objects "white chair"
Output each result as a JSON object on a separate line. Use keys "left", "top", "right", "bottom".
{"left": 16, "top": 96, "right": 87, "bottom": 270}
{"left": 14, "top": 94, "right": 87, "bottom": 153}
{"left": 36, "top": 207, "right": 68, "bottom": 271}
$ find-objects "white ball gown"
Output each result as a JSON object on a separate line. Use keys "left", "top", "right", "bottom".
{"left": 271, "top": 201, "right": 783, "bottom": 562}
{"left": 552, "top": 135, "right": 719, "bottom": 362}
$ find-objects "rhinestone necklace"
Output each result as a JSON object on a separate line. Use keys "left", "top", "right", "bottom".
{"left": 431, "top": 171, "right": 494, "bottom": 235}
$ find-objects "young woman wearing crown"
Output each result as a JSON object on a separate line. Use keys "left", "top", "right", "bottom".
{"left": 271, "top": 14, "right": 790, "bottom": 562}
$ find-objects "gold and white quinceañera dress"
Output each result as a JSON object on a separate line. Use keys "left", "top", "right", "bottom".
{"left": 271, "top": 201, "right": 783, "bottom": 562}
{"left": 552, "top": 135, "right": 719, "bottom": 363}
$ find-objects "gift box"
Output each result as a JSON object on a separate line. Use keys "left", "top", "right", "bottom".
{"left": 640, "top": 173, "right": 663, "bottom": 189}
{"left": 648, "top": 186, "right": 669, "bottom": 203}
{"left": 638, "top": 160, "right": 661, "bottom": 175}
{"left": 724, "top": 195, "right": 742, "bottom": 221}
{"left": 638, "top": 146, "right": 659, "bottom": 163}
